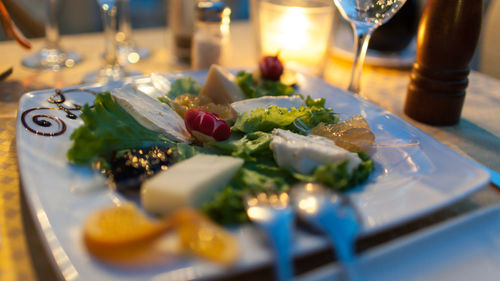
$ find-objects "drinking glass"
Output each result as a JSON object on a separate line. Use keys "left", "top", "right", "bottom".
{"left": 252, "top": 0, "right": 335, "bottom": 76}
{"left": 115, "top": 0, "right": 150, "bottom": 65}
{"left": 22, "top": 0, "right": 83, "bottom": 70}
{"left": 332, "top": 0, "right": 407, "bottom": 94}
{"left": 83, "top": 0, "right": 126, "bottom": 83}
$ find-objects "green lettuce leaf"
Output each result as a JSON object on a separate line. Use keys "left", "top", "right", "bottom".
{"left": 294, "top": 151, "right": 374, "bottom": 191}
{"left": 304, "top": 96, "right": 326, "bottom": 108}
{"left": 232, "top": 105, "right": 337, "bottom": 134}
{"left": 67, "top": 92, "right": 173, "bottom": 170}
{"left": 205, "top": 131, "right": 273, "bottom": 161}
{"left": 236, "top": 71, "right": 295, "bottom": 99}
{"left": 159, "top": 77, "right": 200, "bottom": 103}
{"left": 201, "top": 129, "right": 373, "bottom": 225}
{"left": 202, "top": 163, "right": 293, "bottom": 225}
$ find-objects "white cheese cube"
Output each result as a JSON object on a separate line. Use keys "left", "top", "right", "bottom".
{"left": 141, "top": 154, "right": 244, "bottom": 215}
{"left": 270, "top": 129, "right": 361, "bottom": 175}
{"left": 199, "top": 64, "right": 246, "bottom": 105}
{"left": 112, "top": 84, "right": 191, "bottom": 143}
{"left": 231, "top": 96, "right": 305, "bottom": 116}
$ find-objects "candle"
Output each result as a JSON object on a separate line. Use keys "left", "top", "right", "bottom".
{"left": 256, "top": 0, "right": 334, "bottom": 76}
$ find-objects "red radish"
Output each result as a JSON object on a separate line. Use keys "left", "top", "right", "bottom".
{"left": 184, "top": 109, "right": 231, "bottom": 142}
{"left": 259, "top": 55, "right": 284, "bottom": 81}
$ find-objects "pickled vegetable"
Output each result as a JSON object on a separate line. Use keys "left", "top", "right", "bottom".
{"left": 310, "top": 115, "right": 375, "bottom": 153}
{"left": 259, "top": 55, "right": 284, "bottom": 81}
{"left": 184, "top": 109, "right": 232, "bottom": 142}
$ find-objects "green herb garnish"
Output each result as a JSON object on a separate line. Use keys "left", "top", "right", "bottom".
{"left": 236, "top": 71, "right": 295, "bottom": 99}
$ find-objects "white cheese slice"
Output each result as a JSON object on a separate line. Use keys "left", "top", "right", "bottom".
{"left": 111, "top": 84, "right": 191, "bottom": 143}
{"left": 141, "top": 154, "right": 244, "bottom": 215}
{"left": 270, "top": 128, "right": 361, "bottom": 175}
{"left": 199, "top": 64, "right": 246, "bottom": 105}
{"left": 231, "top": 96, "right": 305, "bottom": 116}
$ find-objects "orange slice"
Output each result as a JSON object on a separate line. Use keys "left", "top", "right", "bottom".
{"left": 83, "top": 203, "right": 172, "bottom": 260}
{"left": 83, "top": 205, "right": 239, "bottom": 264}
{"left": 175, "top": 209, "right": 239, "bottom": 265}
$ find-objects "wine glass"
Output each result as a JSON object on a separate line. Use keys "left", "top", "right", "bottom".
{"left": 22, "top": 0, "right": 83, "bottom": 70}
{"left": 332, "top": 0, "right": 407, "bottom": 94}
{"left": 82, "top": 0, "right": 127, "bottom": 83}
{"left": 115, "top": 0, "right": 151, "bottom": 65}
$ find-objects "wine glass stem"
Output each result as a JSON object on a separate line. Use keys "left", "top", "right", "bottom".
{"left": 347, "top": 25, "right": 373, "bottom": 95}
{"left": 100, "top": 3, "right": 119, "bottom": 68}
{"left": 45, "top": 0, "right": 60, "bottom": 49}
{"left": 118, "top": 0, "right": 133, "bottom": 43}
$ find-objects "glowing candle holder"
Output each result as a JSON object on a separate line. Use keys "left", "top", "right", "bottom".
{"left": 252, "top": 0, "right": 334, "bottom": 76}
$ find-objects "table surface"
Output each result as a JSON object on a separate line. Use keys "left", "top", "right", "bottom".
{"left": 1, "top": 21, "right": 500, "bottom": 281}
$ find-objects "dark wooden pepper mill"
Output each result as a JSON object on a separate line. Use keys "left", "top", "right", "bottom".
{"left": 404, "top": 0, "right": 483, "bottom": 125}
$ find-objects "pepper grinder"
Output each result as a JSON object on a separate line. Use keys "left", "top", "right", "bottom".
{"left": 404, "top": 0, "right": 483, "bottom": 125}
{"left": 169, "top": 0, "right": 195, "bottom": 65}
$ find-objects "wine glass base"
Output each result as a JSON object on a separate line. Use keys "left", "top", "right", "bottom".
{"left": 113, "top": 45, "right": 151, "bottom": 65}
{"left": 22, "top": 48, "right": 83, "bottom": 71}
{"left": 81, "top": 66, "right": 142, "bottom": 84}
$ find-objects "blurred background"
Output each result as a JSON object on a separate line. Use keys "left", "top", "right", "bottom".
{"left": 0, "top": 0, "right": 249, "bottom": 40}
{"left": 0, "top": 0, "right": 497, "bottom": 76}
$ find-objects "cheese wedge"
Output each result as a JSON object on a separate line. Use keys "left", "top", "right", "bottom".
{"left": 199, "top": 65, "right": 246, "bottom": 105}
{"left": 111, "top": 84, "right": 191, "bottom": 143}
{"left": 270, "top": 129, "right": 361, "bottom": 174}
{"left": 141, "top": 154, "right": 244, "bottom": 215}
{"left": 231, "top": 96, "right": 305, "bottom": 115}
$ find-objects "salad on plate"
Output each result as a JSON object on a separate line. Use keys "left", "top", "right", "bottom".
{"left": 67, "top": 56, "right": 375, "bottom": 264}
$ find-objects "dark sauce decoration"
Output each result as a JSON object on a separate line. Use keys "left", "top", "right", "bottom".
{"left": 21, "top": 108, "right": 67, "bottom": 137}
{"left": 369, "top": 0, "right": 418, "bottom": 53}
{"left": 21, "top": 88, "right": 97, "bottom": 137}
{"left": 108, "top": 146, "right": 173, "bottom": 192}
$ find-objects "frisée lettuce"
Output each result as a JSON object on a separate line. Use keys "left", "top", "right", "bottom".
{"left": 232, "top": 104, "right": 338, "bottom": 134}
{"left": 236, "top": 71, "right": 295, "bottom": 99}
{"left": 67, "top": 92, "right": 174, "bottom": 170}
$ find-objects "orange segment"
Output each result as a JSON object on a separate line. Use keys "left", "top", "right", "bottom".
{"left": 83, "top": 205, "right": 239, "bottom": 265}
{"left": 83, "top": 203, "right": 172, "bottom": 259}
{"left": 175, "top": 209, "right": 239, "bottom": 265}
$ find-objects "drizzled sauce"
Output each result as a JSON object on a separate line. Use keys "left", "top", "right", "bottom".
{"left": 21, "top": 108, "right": 67, "bottom": 137}
{"left": 21, "top": 88, "right": 96, "bottom": 137}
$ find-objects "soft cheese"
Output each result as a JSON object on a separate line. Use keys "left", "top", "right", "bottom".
{"left": 111, "top": 84, "right": 191, "bottom": 143}
{"left": 141, "top": 154, "right": 244, "bottom": 215}
{"left": 270, "top": 129, "right": 362, "bottom": 174}
{"left": 231, "top": 96, "right": 305, "bottom": 115}
{"left": 199, "top": 64, "right": 246, "bottom": 104}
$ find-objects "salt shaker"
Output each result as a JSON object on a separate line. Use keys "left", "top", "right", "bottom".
{"left": 191, "top": 1, "right": 231, "bottom": 70}
{"left": 404, "top": 0, "right": 483, "bottom": 125}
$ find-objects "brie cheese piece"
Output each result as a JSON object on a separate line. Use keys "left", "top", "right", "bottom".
{"left": 231, "top": 96, "right": 305, "bottom": 115}
{"left": 199, "top": 64, "right": 246, "bottom": 104}
{"left": 111, "top": 84, "right": 191, "bottom": 143}
{"left": 141, "top": 154, "right": 244, "bottom": 215}
{"left": 270, "top": 129, "right": 361, "bottom": 174}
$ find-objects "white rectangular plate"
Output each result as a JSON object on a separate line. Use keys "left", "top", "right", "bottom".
{"left": 16, "top": 71, "right": 490, "bottom": 280}
{"left": 298, "top": 205, "right": 500, "bottom": 281}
